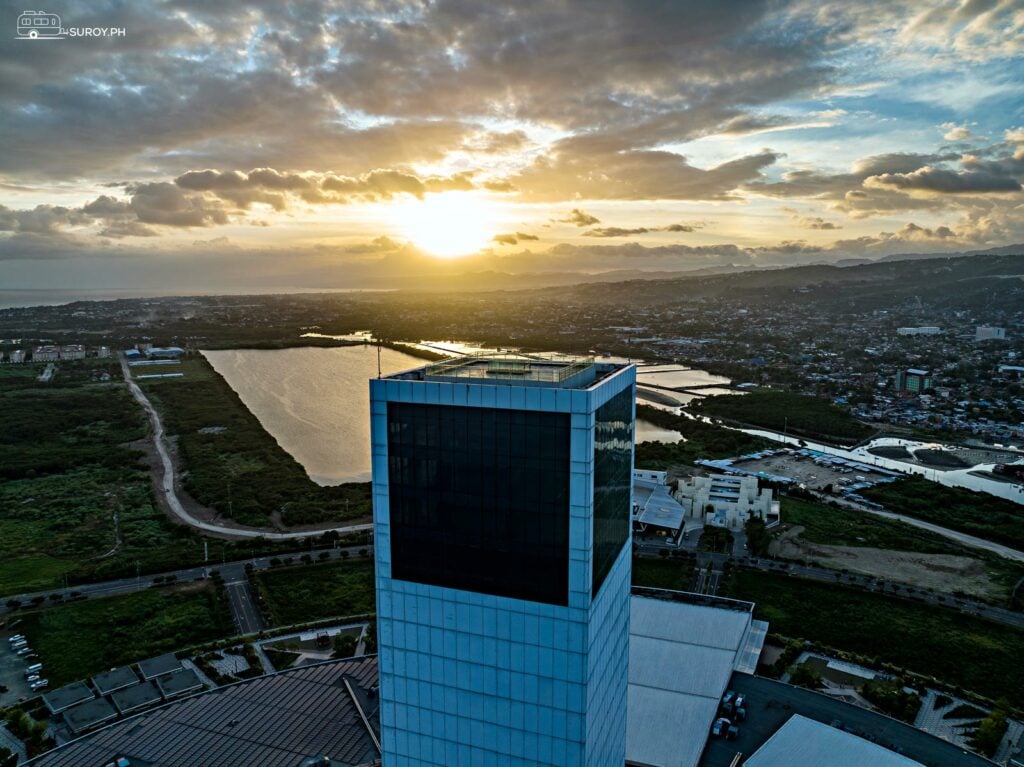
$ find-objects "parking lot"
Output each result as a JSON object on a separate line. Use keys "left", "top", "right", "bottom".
{"left": 733, "top": 451, "right": 892, "bottom": 491}
{"left": 0, "top": 629, "right": 34, "bottom": 706}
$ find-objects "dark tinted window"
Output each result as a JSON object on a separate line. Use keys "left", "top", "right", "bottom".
{"left": 592, "top": 387, "right": 633, "bottom": 596}
{"left": 387, "top": 402, "right": 571, "bottom": 605}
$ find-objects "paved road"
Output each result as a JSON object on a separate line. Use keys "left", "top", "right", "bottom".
{"left": 1, "top": 546, "right": 373, "bottom": 616}
{"left": 119, "top": 353, "right": 373, "bottom": 541}
{"left": 224, "top": 578, "right": 266, "bottom": 635}
{"left": 814, "top": 491, "right": 1024, "bottom": 563}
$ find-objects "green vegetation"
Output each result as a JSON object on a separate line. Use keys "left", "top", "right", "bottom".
{"left": 632, "top": 556, "right": 694, "bottom": 591}
{"left": 633, "top": 404, "right": 769, "bottom": 469}
{"left": 0, "top": 357, "right": 341, "bottom": 595}
{"left": 788, "top": 665, "right": 823, "bottom": 690}
{"left": 778, "top": 494, "right": 1024, "bottom": 605}
{"left": 861, "top": 476, "right": 1024, "bottom": 551}
{"left": 860, "top": 679, "right": 922, "bottom": 723}
{"left": 780, "top": 496, "right": 953, "bottom": 554}
{"left": 333, "top": 633, "right": 358, "bottom": 658}
{"left": 142, "top": 354, "right": 371, "bottom": 527}
{"left": 694, "top": 390, "right": 876, "bottom": 444}
{"left": 745, "top": 517, "right": 771, "bottom": 556}
{"left": 973, "top": 702, "right": 1010, "bottom": 757}
{"left": 721, "top": 569, "right": 1024, "bottom": 701}
{"left": 264, "top": 647, "right": 300, "bottom": 670}
{"left": 252, "top": 559, "right": 375, "bottom": 626}
{"left": 699, "top": 525, "right": 733, "bottom": 553}
{"left": 17, "top": 582, "right": 233, "bottom": 685}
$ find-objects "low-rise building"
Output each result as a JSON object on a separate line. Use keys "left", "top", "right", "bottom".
{"left": 59, "top": 344, "right": 86, "bottom": 360}
{"left": 32, "top": 345, "right": 60, "bottom": 362}
{"left": 5, "top": 349, "right": 25, "bottom": 364}
{"left": 674, "top": 474, "right": 774, "bottom": 529}
{"left": 897, "top": 326, "right": 941, "bottom": 336}
{"left": 976, "top": 326, "right": 1007, "bottom": 342}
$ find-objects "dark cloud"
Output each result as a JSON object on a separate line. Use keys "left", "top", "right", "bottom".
{"left": 866, "top": 167, "right": 1022, "bottom": 193}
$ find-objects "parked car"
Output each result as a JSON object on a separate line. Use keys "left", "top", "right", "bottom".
{"left": 711, "top": 717, "right": 732, "bottom": 738}
{"left": 29, "top": 679, "right": 48, "bottom": 691}
{"left": 727, "top": 724, "right": 740, "bottom": 740}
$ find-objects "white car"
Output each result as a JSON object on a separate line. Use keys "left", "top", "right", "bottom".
{"left": 29, "top": 679, "right": 49, "bottom": 690}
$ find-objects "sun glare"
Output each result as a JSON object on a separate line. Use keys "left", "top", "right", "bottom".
{"left": 391, "top": 192, "right": 498, "bottom": 258}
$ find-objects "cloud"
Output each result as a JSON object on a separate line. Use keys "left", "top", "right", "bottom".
{"left": 175, "top": 167, "right": 480, "bottom": 206}
{"left": 583, "top": 227, "right": 650, "bottom": 238}
{"left": 865, "top": 167, "right": 1022, "bottom": 193}
{"left": 555, "top": 209, "right": 601, "bottom": 227}
{"left": 493, "top": 232, "right": 539, "bottom": 245}
{"left": 941, "top": 122, "right": 974, "bottom": 142}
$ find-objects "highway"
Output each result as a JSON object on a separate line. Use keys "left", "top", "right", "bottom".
{"left": 119, "top": 353, "right": 373, "bottom": 541}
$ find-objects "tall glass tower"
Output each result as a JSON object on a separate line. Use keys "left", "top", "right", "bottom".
{"left": 370, "top": 353, "right": 635, "bottom": 767}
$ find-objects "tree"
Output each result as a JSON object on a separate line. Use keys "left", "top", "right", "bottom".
{"left": 973, "top": 702, "right": 1010, "bottom": 757}
{"left": 333, "top": 633, "right": 358, "bottom": 658}
{"left": 745, "top": 517, "right": 771, "bottom": 557}
{"left": 789, "top": 665, "right": 823, "bottom": 690}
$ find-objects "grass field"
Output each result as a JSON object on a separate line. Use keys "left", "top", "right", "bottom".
{"left": 694, "top": 390, "right": 876, "bottom": 444}
{"left": 253, "top": 559, "right": 375, "bottom": 626}
{"left": 17, "top": 581, "right": 233, "bottom": 686}
{"left": 861, "top": 477, "right": 1024, "bottom": 551}
{"left": 0, "top": 357, "right": 340, "bottom": 597}
{"left": 141, "top": 354, "right": 372, "bottom": 527}
{"left": 721, "top": 569, "right": 1024, "bottom": 701}
{"left": 780, "top": 496, "right": 954, "bottom": 554}
{"left": 631, "top": 557, "right": 699, "bottom": 593}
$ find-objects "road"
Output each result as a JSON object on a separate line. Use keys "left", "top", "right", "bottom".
{"left": 119, "top": 353, "right": 373, "bottom": 541}
{"left": 0, "top": 546, "right": 373, "bottom": 617}
{"left": 224, "top": 578, "right": 266, "bottom": 635}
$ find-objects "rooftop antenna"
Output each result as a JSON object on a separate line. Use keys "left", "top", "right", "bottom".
{"left": 377, "top": 338, "right": 382, "bottom": 379}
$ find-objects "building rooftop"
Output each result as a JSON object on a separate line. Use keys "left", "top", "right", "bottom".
{"left": 155, "top": 668, "right": 204, "bottom": 699}
{"left": 745, "top": 714, "right": 923, "bottom": 767}
{"left": 42, "top": 683, "right": 95, "bottom": 714}
{"left": 91, "top": 666, "right": 139, "bottom": 695}
{"left": 137, "top": 653, "right": 182, "bottom": 680}
{"left": 29, "top": 656, "right": 381, "bottom": 767}
{"left": 386, "top": 351, "right": 627, "bottom": 389}
{"left": 109, "top": 681, "right": 162, "bottom": 715}
{"left": 627, "top": 591, "right": 763, "bottom": 767}
{"left": 63, "top": 698, "right": 118, "bottom": 736}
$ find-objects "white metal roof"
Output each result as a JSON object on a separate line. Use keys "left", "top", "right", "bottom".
{"left": 746, "top": 715, "right": 924, "bottom": 767}
{"left": 627, "top": 595, "right": 756, "bottom": 767}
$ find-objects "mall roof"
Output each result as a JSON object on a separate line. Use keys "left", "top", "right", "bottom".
{"left": 29, "top": 656, "right": 381, "bottom": 767}
{"left": 42, "top": 682, "right": 95, "bottom": 714}
{"left": 745, "top": 715, "right": 924, "bottom": 767}
{"left": 627, "top": 590, "right": 765, "bottom": 767}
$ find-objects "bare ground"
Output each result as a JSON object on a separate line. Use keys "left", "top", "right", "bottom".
{"left": 770, "top": 526, "right": 1000, "bottom": 599}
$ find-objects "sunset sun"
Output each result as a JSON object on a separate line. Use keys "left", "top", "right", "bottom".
{"left": 391, "top": 191, "right": 498, "bottom": 258}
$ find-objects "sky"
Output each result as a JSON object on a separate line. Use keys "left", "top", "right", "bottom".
{"left": 0, "top": 0, "right": 1022, "bottom": 291}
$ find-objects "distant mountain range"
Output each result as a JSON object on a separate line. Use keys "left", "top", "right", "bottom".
{"left": 364, "top": 244, "right": 1024, "bottom": 292}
